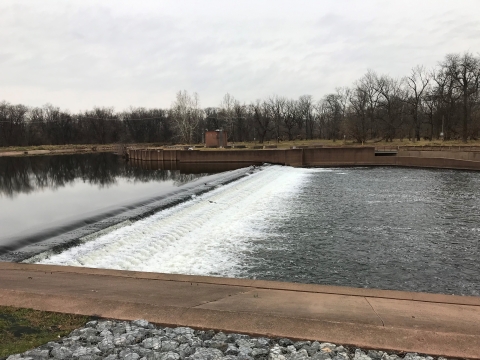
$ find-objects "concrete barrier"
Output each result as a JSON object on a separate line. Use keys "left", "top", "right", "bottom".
{"left": 399, "top": 149, "right": 480, "bottom": 162}
{"left": 127, "top": 147, "right": 480, "bottom": 171}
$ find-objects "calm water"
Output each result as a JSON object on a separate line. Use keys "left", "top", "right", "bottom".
{"left": 33, "top": 164, "right": 480, "bottom": 296}
{"left": 0, "top": 154, "right": 249, "bottom": 252}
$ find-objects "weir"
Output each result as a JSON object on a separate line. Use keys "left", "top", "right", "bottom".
{"left": 128, "top": 146, "right": 480, "bottom": 171}
{"left": 2, "top": 149, "right": 480, "bottom": 359}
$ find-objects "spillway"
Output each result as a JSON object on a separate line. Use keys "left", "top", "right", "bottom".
{"left": 34, "top": 165, "right": 319, "bottom": 277}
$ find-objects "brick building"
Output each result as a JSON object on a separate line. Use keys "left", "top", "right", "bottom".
{"left": 205, "top": 130, "right": 228, "bottom": 147}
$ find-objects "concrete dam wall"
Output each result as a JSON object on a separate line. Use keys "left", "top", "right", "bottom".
{"left": 128, "top": 147, "right": 480, "bottom": 171}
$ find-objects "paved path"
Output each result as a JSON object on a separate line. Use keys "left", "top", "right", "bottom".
{"left": 0, "top": 263, "right": 479, "bottom": 359}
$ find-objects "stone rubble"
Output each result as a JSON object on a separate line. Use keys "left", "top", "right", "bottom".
{"left": 5, "top": 320, "right": 452, "bottom": 360}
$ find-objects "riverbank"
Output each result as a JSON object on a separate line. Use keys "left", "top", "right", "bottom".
{"left": 1, "top": 263, "right": 479, "bottom": 359}
{"left": 1, "top": 139, "right": 480, "bottom": 157}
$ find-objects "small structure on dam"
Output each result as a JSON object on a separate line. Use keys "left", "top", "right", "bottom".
{"left": 205, "top": 129, "right": 228, "bottom": 148}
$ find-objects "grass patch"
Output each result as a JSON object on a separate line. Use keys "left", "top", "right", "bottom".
{"left": 0, "top": 306, "right": 90, "bottom": 359}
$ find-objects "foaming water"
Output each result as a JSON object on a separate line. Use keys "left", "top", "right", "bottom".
{"left": 37, "top": 166, "right": 318, "bottom": 276}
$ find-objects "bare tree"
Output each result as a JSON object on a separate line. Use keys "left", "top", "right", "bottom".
{"left": 357, "top": 70, "right": 381, "bottom": 139}
{"left": 284, "top": 99, "right": 299, "bottom": 141}
{"left": 298, "top": 95, "right": 315, "bottom": 139}
{"left": 405, "top": 65, "right": 430, "bottom": 141}
{"left": 171, "top": 90, "right": 204, "bottom": 144}
{"left": 441, "top": 52, "right": 480, "bottom": 142}
{"left": 219, "top": 93, "right": 236, "bottom": 140}
{"left": 374, "top": 75, "right": 406, "bottom": 141}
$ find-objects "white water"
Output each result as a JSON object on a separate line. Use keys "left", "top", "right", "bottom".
{"left": 36, "top": 165, "right": 322, "bottom": 277}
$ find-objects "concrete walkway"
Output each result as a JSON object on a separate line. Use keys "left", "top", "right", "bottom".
{"left": 0, "top": 263, "right": 479, "bottom": 359}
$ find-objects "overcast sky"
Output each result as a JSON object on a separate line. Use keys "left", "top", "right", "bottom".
{"left": 1, "top": 0, "right": 479, "bottom": 112}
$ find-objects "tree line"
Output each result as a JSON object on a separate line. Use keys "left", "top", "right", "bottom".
{"left": 1, "top": 52, "right": 479, "bottom": 147}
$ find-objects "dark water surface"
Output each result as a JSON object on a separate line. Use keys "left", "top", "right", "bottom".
{"left": 0, "top": 154, "right": 247, "bottom": 251}
{"left": 243, "top": 167, "right": 480, "bottom": 295}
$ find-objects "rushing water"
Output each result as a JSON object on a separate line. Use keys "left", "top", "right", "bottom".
{"left": 33, "top": 164, "right": 480, "bottom": 296}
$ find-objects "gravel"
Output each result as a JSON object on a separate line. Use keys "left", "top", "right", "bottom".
{"left": 5, "top": 320, "right": 452, "bottom": 360}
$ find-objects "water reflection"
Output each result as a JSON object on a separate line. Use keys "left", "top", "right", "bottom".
{"left": 0, "top": 154, "right": 253, "bottom": 198}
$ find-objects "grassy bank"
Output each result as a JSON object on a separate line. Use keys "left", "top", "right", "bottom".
{"left": 0, "top": 306, "right": 90, "bottom": 358}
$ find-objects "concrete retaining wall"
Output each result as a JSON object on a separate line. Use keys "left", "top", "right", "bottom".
{"left": 399, "top": 150, "right": 480, "bottom": 162}
{"left": 128, "top": 147, "right": 480, "bottom": 171}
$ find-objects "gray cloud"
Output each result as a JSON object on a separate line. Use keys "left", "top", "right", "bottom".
{"left": 0, "top": 0, "right": 479, "bottom": 111}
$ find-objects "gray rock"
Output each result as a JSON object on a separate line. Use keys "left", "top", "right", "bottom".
{"left": 227, "top": 333, "right": 250, "bottom": 343}
{"left": 136, "top": 348, "right": 154, "bottom": 359}
{"left": 188, "top": 348, "right": 224, "bottom": 360}
{"left": 142, "top": 337, "right": 162, "bottom": 350}
{"left": 252, "top": 348, "right": 269, "bottom": 357}
{"left": 119, "top": 349, "right": 134, "bottom": 358}
{"left": 133, "top": 320, "right": 150, "bottom": 328}
{"left": 23, "top": 349, "right": 50, "bottom": 359}
{"left": 162, "top": 340, "right": 179, "bottom": 352}
{"left": 98, "top": 338, "right": 115, "bottom": 352}
{"left": 176, "top": 334, "right": 193, "bottom": 344}
{"left": 381, "top": 355, "right": 400, "bottom": 360}
{"left": 124, "top": 353, "right": 141, "bottom": 360}
{"left": 254, "top": 338, "right": 271, "bottom": 348}
{"left": 238, "top": 346, "right": 253, "bottom": 356}
{"left": 236, "top": 339, "right": 254, "bottom": 349}
{"left": 78, "top": 355, "right": 100, "bottom": 360}
{"left": 80, "top": 327, "right": 98, "bottom": 338}
{"left": 160, "top": 352, "right": 181, "bottom": 360}
{"left": 332, "top": 352, "right": 349, "bottom": 360}
{"left": 354, "top": 349, "right": 372, "bottom": 360}
{"left": 403, "top": 354, "right": 423, "bottom": 360}
{"left": 72, "top": 346, "right": 92, "bottom": 357}
{"left": 51, "top": 346, "right": 73, "bottom": 360}
{"left": 310, "top": 342, "right": 321, "bottom": 352}
{"left": 100, "top": 329, "right": 114, "bottom": 338}
{"left": 293, "top": 342, "right": 310, "bottom": 350}
{"left": 173, "top": 327, "right": 194, "bottom": 335}
{"left": 237, "top": 354, "right": 254, "bottom": 360}
{"left": 6, "top": 356, "right": 22, "bottom": 360}
{"left": 86, "top": 335, "right": 102, "bottom": 344}
{"left": 86, "top": 320, "right": 98, "bottom": 328}
{"left": 225, "top": 344, "right": 240, "bottom": 355}
{"left": 285, "top": 346, "right": 296, "bottom": 355}
{"left": 97, "top": 321, "right": 114, "bottom": 331}
{"left": 199, "top": 330, "right": 215, "bottom": 341}
{"left": 268, "top": 345, "right": 286, "bottom": 360}
{"left": 288, "top": 349, "right": 309, "bottom": 360}
{"left": 367, "top": 351, "right": 383, "bottom": 360}
{"left": 104, "top": 355, "right": 118, "bottom": 360}
{"left": 211, "top": 332, "right": 227, "bottom": 342}
{"left": 311, "top": 352, "right": 332, "bottom": 360}
{"left": 188, "top": 337, "right": 203, "bottom": 348}
{"left": 112, "top": 325, "right": 127, "bottom": 336}
{"left": 178, "top": 343, "right": 195, "bottom": 359}
{"left": 203, "top": 340, "right": 228, "bottom": 352}
{"left": 278, "top": 339, "right": 294, "bottom": 347}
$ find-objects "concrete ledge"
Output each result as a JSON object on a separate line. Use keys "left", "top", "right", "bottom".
{"left": 1, "top": 263, "right": 479, "bottom": 359}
